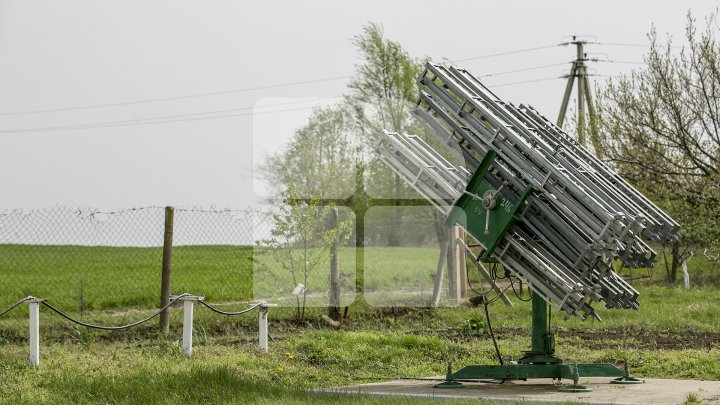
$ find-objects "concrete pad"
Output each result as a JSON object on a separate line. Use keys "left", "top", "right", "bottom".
{"left": 314, "top": 377, "right": 720, "bottom": 404}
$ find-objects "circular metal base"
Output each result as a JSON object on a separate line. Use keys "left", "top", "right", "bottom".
{"left": 559, "top": 384, "right": 592, "bottom": 393}
{"left": 434, "top": 381, "right": 466, "bottom": 389}
{"left": 611, "top": 377, "right": 644, "bottom": 385}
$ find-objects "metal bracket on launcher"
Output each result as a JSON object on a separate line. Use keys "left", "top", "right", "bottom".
{"left": 445, "top": 150, "right": 534, "bottom": 262}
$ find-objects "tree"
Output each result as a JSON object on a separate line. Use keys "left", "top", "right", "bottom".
{"left": 261, "top": 105, "right": 358, "bottom": 200}
{"left": 257, "top": 187, "right": 352, "bottom": 322}
{"left": 345, "top": 22, "right": 423, "bottom": 138}
{"left": 260, "top": 23, "right": 459, "bottom": 306}
{"left": 598, "top": 12, "right": 720, "bottom": 282}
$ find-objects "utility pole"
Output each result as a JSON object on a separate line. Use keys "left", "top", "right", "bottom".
{"left": 557, "top": 36, "right": 600, "bottom": 156}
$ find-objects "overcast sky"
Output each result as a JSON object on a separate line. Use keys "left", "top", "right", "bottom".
{"left": 0, "top": 0, "right": 716, "bottom": 211}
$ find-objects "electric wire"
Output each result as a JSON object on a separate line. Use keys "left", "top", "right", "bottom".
{"left": 0, "top": 297, "right": 33, "bottom": 318}
{"left": 0, "top": 44, "right": 562, "bottom": 117}
{"left": 464, "top": 257, "right": 506, "bottom": 379}
{"left": 0, "top": 76, "right": 563, "bottom": 133}
{"left": 198, "top": 300, "right": 262, "bottom": 316}
{"left": 479, "top": 62, "right": 569, "bottom": 78}
{"left": 40, "top": 293, "right": 190, "bottom": 330}
{"left": 0, "top": 105, "right": 321, "bottom": 134}
{"left": 596, "top": 59, "right": 645, "bottom": 65}
{"left": 483, "top": 300, "right": 504, "bottom": 366}
{"left": 0, "top": 76, "right": 351, "bottom": 117}
{"left": 452, "top": 44, "right": 560, "bottom": 63}
{"left": 491, "top": 76, "right": 560, "bottom": 88}
{"left": 509, "top": 276, "right": 532, "bottom": 302}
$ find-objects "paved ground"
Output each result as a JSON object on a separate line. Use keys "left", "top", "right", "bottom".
{"left": 314, "top": 377, "right": 720, "bottom": 404}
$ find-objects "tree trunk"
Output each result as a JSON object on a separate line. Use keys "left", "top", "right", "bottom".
{"left": 328, "top": 208, "right": 341, "bottom": 320}
{"left": 670, "top": 242, "right": 680, "bottom": 284}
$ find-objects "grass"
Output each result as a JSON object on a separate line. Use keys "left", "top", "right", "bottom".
{"left": 0, "top": 343, "right": 511, "bottom": 404}
{"left": 0, "top": 244, "right": 255, "bottom": 312}
{"left": 0, "top": 244, "right": 718, "bottom": 403}
{"left": 3, "top": 243, "right": 716, "bottom": 313}
{"left": 0, "top": 322, "right": 718, "bottom": 404}
{"left": 0, "top": 244, "right": 446, "bottom": 312}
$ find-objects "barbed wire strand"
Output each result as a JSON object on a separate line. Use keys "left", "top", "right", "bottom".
{"left": 40, "top": 293, "right": 190, "bottom": 330}
{"left": 198, "top": 300, "right": 262, "bottom": 316}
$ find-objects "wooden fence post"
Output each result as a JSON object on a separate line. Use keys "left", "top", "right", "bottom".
{"left": 159, "top": 206, "right": 174, "bottom": 334}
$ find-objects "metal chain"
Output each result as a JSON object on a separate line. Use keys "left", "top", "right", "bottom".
{"left": 198, "top": 300, "right": 262, "bottom": 316}
{"left": 0, "top": 297, "right": 32, "bottom": 318}
{"left": 40, "top": 293, "right": 190, "bottom": 330}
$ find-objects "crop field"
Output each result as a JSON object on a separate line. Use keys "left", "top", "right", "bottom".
{"left": 0, "top": 244, "right": 718, "bottom": 404}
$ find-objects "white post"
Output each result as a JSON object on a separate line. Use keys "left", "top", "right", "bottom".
{"left": 170, "top": 294, "right": 203, "bottom": 357}
{"left": 28, "top": 297, "right": 40, "bottom": 367}
{"left": 258, "top": 302, "right": 277, "bottom": 353}
{"left": 182, "top": 299, "right": 194, "bottom": 356}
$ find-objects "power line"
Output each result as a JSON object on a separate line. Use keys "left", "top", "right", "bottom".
{"left": 0, "top": 71, "right": 570, "bottom": 134}
{"left": 0, "top": 76, "right": 351, "bottom": 117}
{"left": 479, "top": 62, "right": 569, "bottom": 78}
{"left": 0, "top": 44, "right": 562, "bottom": 116}
{"left": 0, "top": 105, "right": 322, "bottom": 134}
{"left": 452, "top": 44, "right": 560, "bottom": 63}
{"left": 595, "top": 59, "right": 645, "bottom": 65}
{"left": 490, "top": 76, "right": 560, "bottom": 87}
{"left": 2, "top": 97, "right": 331, "bottom": 131}
{"left": 596, "top": 42, "right": 683, "bottom": 49}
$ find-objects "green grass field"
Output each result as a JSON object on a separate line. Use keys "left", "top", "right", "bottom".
{"left": 1, "top": 243, "right": 717, "bottom": 313}
{"left": 0, "top": 244, "right": 448, "bottom": 312}
{"left": 0, "top": 244, "right": 718, "bottom": 403}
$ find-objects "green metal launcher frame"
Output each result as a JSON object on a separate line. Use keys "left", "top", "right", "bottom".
{"left": 437, "top": 151, "right": 637, "bottom": 392}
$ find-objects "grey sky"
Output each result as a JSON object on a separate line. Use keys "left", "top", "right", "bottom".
{"left": 1, "top": 0, "right": 716, "bottom": 210}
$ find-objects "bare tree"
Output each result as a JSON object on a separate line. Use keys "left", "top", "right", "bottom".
{"left": 599, "top": 12, "right": 720, "bottom": 281}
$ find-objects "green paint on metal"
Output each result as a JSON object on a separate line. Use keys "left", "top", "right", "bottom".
{"left": 434, "top": 363, "right": 466, "bottom": 389}
{"left": 444, "top": 150, "right": 534, "bottom": 262}
{"left": 528, "top": 292, "right": 555, "bottom": 357}
{"left": 450, "top": 363, "right": 622, "bottom": 381}
{"left": 436, "top": 151, "right": 629, "bottom": 392}
{"left": 610, "top": 359, "right": 644, "bottom": 384}
{"left": 433, "top": 380, "right": 466, "bottom": 389}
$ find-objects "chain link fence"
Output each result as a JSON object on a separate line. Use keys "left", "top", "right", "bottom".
{"left": 0, "top": 206, "right": 271, "bottom": 315}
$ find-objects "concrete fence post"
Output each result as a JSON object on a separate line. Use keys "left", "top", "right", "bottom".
{"left": 28, "top": 297, "right": 41, "bottom": 367}
{"left": 258, "top": 302, "right": 277, "bottom": 352}
{"left": 170, "top": 294, "right": 203, "bottom": 357}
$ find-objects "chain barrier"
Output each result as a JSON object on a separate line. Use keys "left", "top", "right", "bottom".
{"left": 198, "top": 300, "right": 262, "bottom": 316}
{"left": 0, "top": 296, "right": 33, "bottom": 318}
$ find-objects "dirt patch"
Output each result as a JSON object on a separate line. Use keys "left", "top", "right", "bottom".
{"left": 429, "top": 326, "right": 720, "bottom": 350}
{"left": 554, "top": 327, "right": 720, "bottom": 350}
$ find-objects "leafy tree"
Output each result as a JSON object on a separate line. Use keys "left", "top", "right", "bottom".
{"left": 345, "top": 22, "right": 423, "bottom": 138}
{"left": 260, "top": 105, "right": 358, "bottom": 200}
{"left": 598, "top": 12, "right": 720, "bottom": 282}
{"left": 257, "top": 187, "right": 352, "bottom": 322}
{"left": 260, "top": 23, "right": 459, "bottom": 306}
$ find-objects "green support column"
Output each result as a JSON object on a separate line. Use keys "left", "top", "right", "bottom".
{"left": 522, "top": 292, "right": 559, "bottom": 364}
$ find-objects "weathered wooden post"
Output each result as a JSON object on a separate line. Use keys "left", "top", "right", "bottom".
{"left": 160, "top": 206, "right": 174, "bottom": 334}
